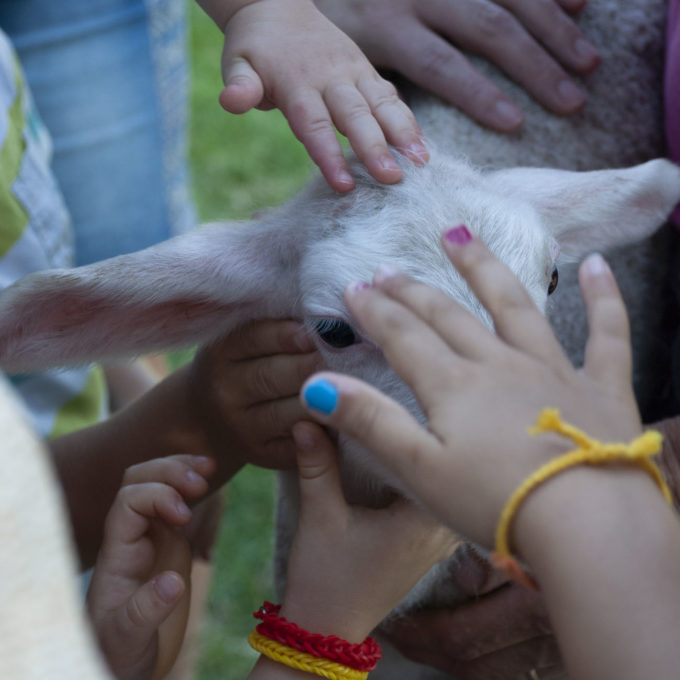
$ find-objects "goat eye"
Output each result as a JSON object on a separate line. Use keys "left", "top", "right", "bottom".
{"left": 548, "top": 266, "right": 559, "bottom": 295}
{"left": 314, "top": 318, "right": 358, "bottom": 348}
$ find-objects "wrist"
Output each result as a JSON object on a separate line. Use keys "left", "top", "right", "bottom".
{"left": 278, "top": 600, "right": 376, "bottom": 645}
{"left": 514, "top": 464, "right": 671, "bottom": 574}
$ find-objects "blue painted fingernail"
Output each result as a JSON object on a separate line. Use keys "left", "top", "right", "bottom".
{"left": 303, "top": 379, "right": 339, "bottom": 415}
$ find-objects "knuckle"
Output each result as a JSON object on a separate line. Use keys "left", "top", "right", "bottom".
{"left": 252, "top": 362, "right": 281, "bottom": 399}
{"left": 417, "top": 46, "right": 461, "bottom": 81}
{"left": 474, "top": 4, "right": 519, "bottom": 40}
{"left": 125, "top": 594, "right": 150, "bottom": 628}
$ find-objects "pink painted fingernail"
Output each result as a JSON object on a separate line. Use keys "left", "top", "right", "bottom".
{"left": 347, "top": 281, "right": 371, "bottom": 294}
{"left": 373, "top": 263, "right": 400, "bottom": 285}
{"left": 444, "top": 225, "right": 472, "bottom": 245}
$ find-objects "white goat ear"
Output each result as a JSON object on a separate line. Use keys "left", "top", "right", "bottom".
{"left": 490, "top": 159, "right": 680, "bottom": 257}
{"left": 0, "top": 219, "right": 301, "bottom": 372}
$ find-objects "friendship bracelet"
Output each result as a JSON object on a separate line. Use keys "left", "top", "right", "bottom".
{"left": 248, "top": 630, "right": 369, "bottom": 680}
{"left": 253, "top": 602, "right": 381, "bottom": 671}
{"left": 491, "top": 408, "right": 671, "bottom": 591}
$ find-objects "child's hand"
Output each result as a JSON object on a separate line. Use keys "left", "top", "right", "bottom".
{"left": 280, "top": 422, "right": 457, "bottom": 642}
{"left": 188, "top": 319, "right": 321, "bottom": 473}
{"left": 86, "top": 455, "right": 216, "bottom": 680}
{"left": 300, "top": 228, "right": 642, "bottom": 551}
{"left": 218, "top": 0, "right": 429, "bottom": 192}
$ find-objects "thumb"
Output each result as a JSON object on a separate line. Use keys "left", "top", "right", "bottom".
{"left": 219, "top": 56, "right": 265, "bottom": 114}
{"left": 300, "top": 373, "right": 438, "bottom": 488}
{"left": 292, "top": 421, "right": 345, "bottom": 519}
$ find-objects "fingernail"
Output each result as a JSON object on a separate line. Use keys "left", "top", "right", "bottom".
{"left": 573, "top": 38, "right": 599, "bottom": 66}
{"left": 404, "top": 141, "right": 429, "bottom": 165}
{"left": 186, "top": 469, "right": 204, "bottom": 485}
{"left": 154, "top": 572, "right": 184, "bottom": 602}
{"left": 176, "top": 501, "right": 192, "bottom": 519}
{"left": 557, "top": 79, "right": 585, "bottom": 109}
{"left": 379, "top": 155, "right": 401, "bottom": 172}
{"left": 444, "top": 224, "right": 472, "bottom": 245}
{"left": 494, "top": 100, "right": 523, "bottom": 129}
{"left": 303, "top": 379, "right": 339, "bottom": 415}
{"left": 582, "top": 252, "right": 609, "bottom": 277}
{"left": 346, "top": 281, "right": 371, "bottom": 295}
{"left": 337, "top": 170, "right": 354, "bottom": 187}
{"left": 373, "top": 263, "right": 401, "bottom": 285}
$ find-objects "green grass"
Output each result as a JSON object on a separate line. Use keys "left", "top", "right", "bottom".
{"left": 186, "top": 4, "right": 312, "bottom": 678}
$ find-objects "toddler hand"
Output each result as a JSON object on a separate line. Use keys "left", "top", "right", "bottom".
{"left": 218, "top": 0, "right": 429, "bottom": 192}
{"left": 87, "top": 455, "right": 215, "bottom": 680}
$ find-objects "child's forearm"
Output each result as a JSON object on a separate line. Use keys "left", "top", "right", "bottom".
{"left": 515, "top": 466, "right": 680, "bottom": 680}
{"left": 49, "top": 366, "right": 244, "bottom": 568}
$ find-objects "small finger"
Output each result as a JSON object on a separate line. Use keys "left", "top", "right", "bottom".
{"left": 579, "top": 253, "right": 632, "bottom": 390}
{"left": 219, "top": 56, "right": 265, "bottom": 114}
{"left": 323, "top": 82, "right": 403, "bottom": 184}
{"left": 441, "top": 226, "right": 572, "bottom": 370}
{"left": 245, "top": 395, "right": 311, "bottom": 444}
{"left": 284, "top": 89, "right": 355, "bottom": 192}
{"left": 300, "top": 373, "right": 440, "bottom": 488}
{"left": 236, "top": 352, "right": 322, "bottom": 402}
{"left": 122, "top": 455, "right": 215, "bottom": 499}
{"left": 106, "top": 483, "right": 193, "bottom": 546}
{"left": 343, "top": 281, "right": 467, "bottom": 404}
{"left": 356, "top": 75, "right": 429, "bottom": 165}
{"left": 210, "top": 319, "right": 315, "bottom": 361}
{"left": 371, "top": 264, "right": 501, "bottom": 362}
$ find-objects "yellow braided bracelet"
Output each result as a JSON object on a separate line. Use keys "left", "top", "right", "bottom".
{"left": 248, "top": 630, "right": 369, "bottom": 680}
{"left": 491, "top": 408, "right": 671, "bottom": 590}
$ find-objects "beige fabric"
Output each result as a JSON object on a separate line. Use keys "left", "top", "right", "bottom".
{"left": 0, "top": 376, "right": 111, "bottom": 679}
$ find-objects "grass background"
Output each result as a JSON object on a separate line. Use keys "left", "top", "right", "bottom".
{"left": 186, "top": 5, "right": 312, "bottom": 678}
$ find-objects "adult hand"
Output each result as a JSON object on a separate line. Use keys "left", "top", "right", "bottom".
{"left": 316, "top": 0, "right": 600, "bottom": 131}
{"left": 382, "top": 546, "right": 563, "bottom": 679}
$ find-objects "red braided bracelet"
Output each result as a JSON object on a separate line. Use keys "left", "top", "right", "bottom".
{"left": 253, "top": 602, "right": 382, "bottom": 672}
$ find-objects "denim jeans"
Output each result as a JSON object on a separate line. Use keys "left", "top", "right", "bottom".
{"left": 0, "top": 0, "right": 195, "bottom": 265}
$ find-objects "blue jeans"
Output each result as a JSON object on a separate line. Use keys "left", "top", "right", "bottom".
{"left": 0, "top": 0, "right": 195, "bottom": 265}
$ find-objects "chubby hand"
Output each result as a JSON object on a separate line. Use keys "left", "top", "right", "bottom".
{"left": 189, "top": 319, "right": 321, "bottom": 475}
{"left": 86, "top": 455, "right": 216, "bottom": 680}
{"left": 280, "top": 422, "right": 457, "bottom": 643}
{"left": 218, "top": 0, "right": 429, "bottom": 191}
{"left": 317, "top": 0, "right": 599, "bottom": 130}
{"left": 300, "top": 225, "right": 642, "bottom": 550}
